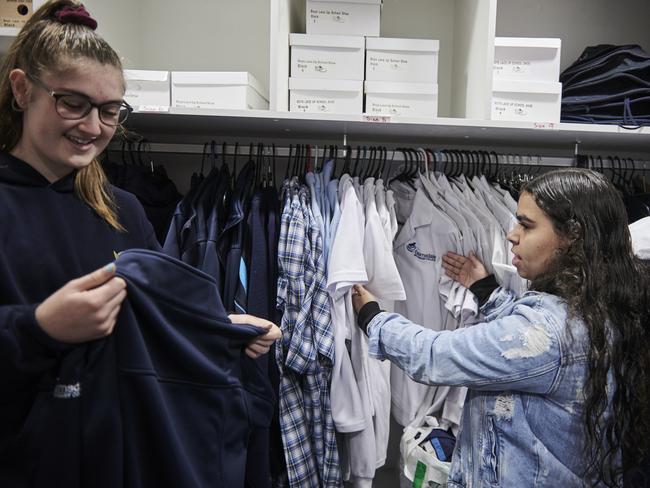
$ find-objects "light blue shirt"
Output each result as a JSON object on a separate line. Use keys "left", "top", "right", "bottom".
{"left": 367, "top": 287, "right": 616, "bottom": 487}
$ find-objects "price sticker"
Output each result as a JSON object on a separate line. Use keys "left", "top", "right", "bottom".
{"left": 532, "top": 121, "right": 558, "bottom": 130}
{"left": 363, "top": 115, "right": 392, "bottom": 123}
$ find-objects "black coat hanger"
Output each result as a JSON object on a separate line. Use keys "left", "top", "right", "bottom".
{"left": 367, "top": 146, "right": 379, "bottom": 180}
{"left": 376, "top": 146, "right": 384, "bottom": 179}
{"left": 221, "top": 141, "right": 229, "bottom": 172}
{"left": 352, "top": 146, "right": 361, "bottom": 177}
{"left": 340, "top": 145, "right": 351, "bottom": 176}
{"left": 285, "top": 144, "right": 293, "bottom": 181}
{"left": 269, "top": 143, "right": 276, "bottom": 189}
{"left": 383, "top": 148, "right": 394, "bottom": 182}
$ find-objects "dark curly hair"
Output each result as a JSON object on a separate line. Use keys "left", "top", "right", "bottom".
{"left": 523, "top": 168, "right": 650, "bottom": 487}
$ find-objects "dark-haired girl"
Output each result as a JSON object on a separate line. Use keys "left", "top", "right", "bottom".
{"left": 354, "top": 168, "right": 650, "bottom": 487}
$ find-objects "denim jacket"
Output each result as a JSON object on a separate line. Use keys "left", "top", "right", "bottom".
{"left": 367, "top": 287, "right": 610, "bottom": 487}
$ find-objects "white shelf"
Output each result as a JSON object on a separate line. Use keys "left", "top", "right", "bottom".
{"left": 122, "top": 108, "right": 650, "bottom": 156}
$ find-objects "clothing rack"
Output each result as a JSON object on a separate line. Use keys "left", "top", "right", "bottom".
{"left": 107, "top": 141, "right": 650, "bottom": 171}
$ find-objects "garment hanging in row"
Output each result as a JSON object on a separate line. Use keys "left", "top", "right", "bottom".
{"left": 388, "top": 167, "right": 525, "bottom": 434}
{"left": 325, "top": 169, "right": 406, "bottom": 487}
{"left": 277, "top": 155, "right": 408, "bottom": 486}
{"left": 276, "top": 175, "right": 341, "bottom": 488}
{"left": 103, "top": 157, "right": 182, "bottom": 245}
{"left": 162, "top": 157, "right": 281, "bottom": 488}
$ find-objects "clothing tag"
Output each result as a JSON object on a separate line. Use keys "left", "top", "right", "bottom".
{"left": 413, "top": 461, "right": 426, "bottom": 488}
{"left": 363, "top": 115, "right": 392, "bottom": 123}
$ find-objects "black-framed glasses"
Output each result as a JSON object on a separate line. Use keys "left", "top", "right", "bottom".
{"left": 27, "top": 74, "right": 132, "bottom": 126}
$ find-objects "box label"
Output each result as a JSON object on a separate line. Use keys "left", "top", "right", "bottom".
{"left": 136, "top": 105, "right": 170, "bottom": 113}
{"left": 310, "top": 7, "right": 350, "bottom": 24}
{"left": 294, "top": 97, "right": 337, "bottom": 112}
{"left": 1, "top": 0, "right": 32, "bottom": 28}
{"left": 494, "top": 59, "right": 532, "bottom": 75}
{"left": 295, "top": 57, "right": 337, "bottom": 74}
{"left": 368, "top": 55, "right": 408, "bottom": 72}
{"left": 493, "top": 100, "right": 534, "bottom": 117}
{"left": 175, "top": 99, "right": 218, "bottom": 108}
{"left": 368, "top": 101, "right": 412, "bottom": 116}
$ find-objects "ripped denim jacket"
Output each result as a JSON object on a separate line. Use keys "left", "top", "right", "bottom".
{"left": 367, "top": 287, "right": 604, "bottom": 487}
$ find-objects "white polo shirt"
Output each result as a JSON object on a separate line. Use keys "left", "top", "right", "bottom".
{"left": 363, "top": 178, "right": 406, "bottom": 472}
{"left": 327, "top": 174, "right": 368, "bottom": 436}
{"left": 391, "top": 184, "right": 462, "bottom": 426}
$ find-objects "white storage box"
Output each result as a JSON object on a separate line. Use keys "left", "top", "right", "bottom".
{"left": 290, "top": 34, "right": 365, "bottom": 80}
{"left": 491, "top": 80, "right": 562, "bottom": 123}
{"left": 365, "top": 81, "right": 438, "bottom": 118}
{"left": 306, "top": 0, "right": 381, "bottom": 37}
{"left": 289, "top": 78, "right": 362, "bottom": 114}
{"left": 494, "top": 37, "right": 562, "bottom": 82}
{"left": 1, "top": 0, "right": 36, "bottom": 29}
{"left": 366, "top": 37, "right": 439, "bottom": 83}
{"left": 124, "top": 70, "right": 170, "bottom": 108}
{"left": 171, "top": 72, "right": 269, "bottom": 110}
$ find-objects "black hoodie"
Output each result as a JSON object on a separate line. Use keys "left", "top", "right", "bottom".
{"left": 0, "top": 151, "right": 158, "bottom": 486}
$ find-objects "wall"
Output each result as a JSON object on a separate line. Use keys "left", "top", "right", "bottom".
{"left": 84, "top": 0, "right": 142, "bottom": 66}
{"left": 85, "top": 0, "right": 270, "bottom": 91}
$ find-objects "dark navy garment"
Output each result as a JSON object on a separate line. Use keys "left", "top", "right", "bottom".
{"left": 104, "top": 160, "right": 182, "bottom": 245}
{"left": 262, "top": 186, "right": 287, "bottom": 482}
{"left": 113, "top": 250, "right": 273, "bottom": 488}
{"left": 0, "top": 152, "right": 159, "bottom": 487}
{"left": 244, "top": 188, "right": 277, "bottom": 488}
{"left": 221, "top": 161, "right": 256, "bottom": 313}
{"left": 163, "top": 161, "right": 278, "bottom": 487}
{"left": 164, "top": 166, "right": 232, "bottom": 292}
{"left": 2, "top": 245, "right": 272, "bottom": 488}
{"left": 561, "top": 44, "right": 650, "bottom": 124}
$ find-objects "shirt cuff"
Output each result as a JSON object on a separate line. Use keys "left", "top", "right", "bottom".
{"left": 357, "top": 301, "right": 382, "bottom": 335}
{"left": 22, "top": 305, "right": 73, "bottom": 353}
{"left": 469, "top": 274, "right": 499, "bottom": 308}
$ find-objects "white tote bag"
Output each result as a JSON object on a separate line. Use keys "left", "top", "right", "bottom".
{"left": 399, "top": 405, "right": 452, "bottom": 488}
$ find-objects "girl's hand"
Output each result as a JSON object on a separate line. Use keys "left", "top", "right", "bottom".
{"left": 35, "top": 263, "right": 127, "bottom": 343}
{"left": 351, "top": 284, "right": 377, "bottom": 314}
{"left": 441, "top": 251, "right": 488, "bottom": 288}
{"left": 229, "top": 314, "right": 282, "bottom": 359}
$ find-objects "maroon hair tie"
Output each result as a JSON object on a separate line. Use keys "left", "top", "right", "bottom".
{"left": 54, "top": 5, "right": 98, "bottom": 30}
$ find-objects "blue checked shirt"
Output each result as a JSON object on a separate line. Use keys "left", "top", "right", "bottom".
{"left": 276, "top": 179, "right": 341, "bottom": 488}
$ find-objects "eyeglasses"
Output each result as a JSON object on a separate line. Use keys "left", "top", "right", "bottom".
{"left": 26, "top": 74, "right": 133, "bottom": 127}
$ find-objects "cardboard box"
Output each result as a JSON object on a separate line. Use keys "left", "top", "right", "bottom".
{"left": 491, "top": 80, "right": 562, "bottom": 122}
{"left": 366, "top": 37, "right": 440, "bottom": 83}
{"left": 171, "top": 72, "right": 269, "bottom": 110}
{"left": 306, "top": 0, "right": 381, "bottom": 37}
{"left": 290, "top": 34, "right": 365, "bottom": 80}
{"left": 494, "top": 37, "right": 562, "bottom": 82}
{"left": 365, "top": 81, "right": 438, "bottom": 118}
{"left": 289, "top": 77, "right": 362, "bottom": 114}
{"left": 124, "top": 70, "right": 170, "bottom": 108}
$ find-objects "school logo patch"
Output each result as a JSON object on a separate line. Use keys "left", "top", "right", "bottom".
{"left": 406, "top": 242, "right": 437, "bottom": 262}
